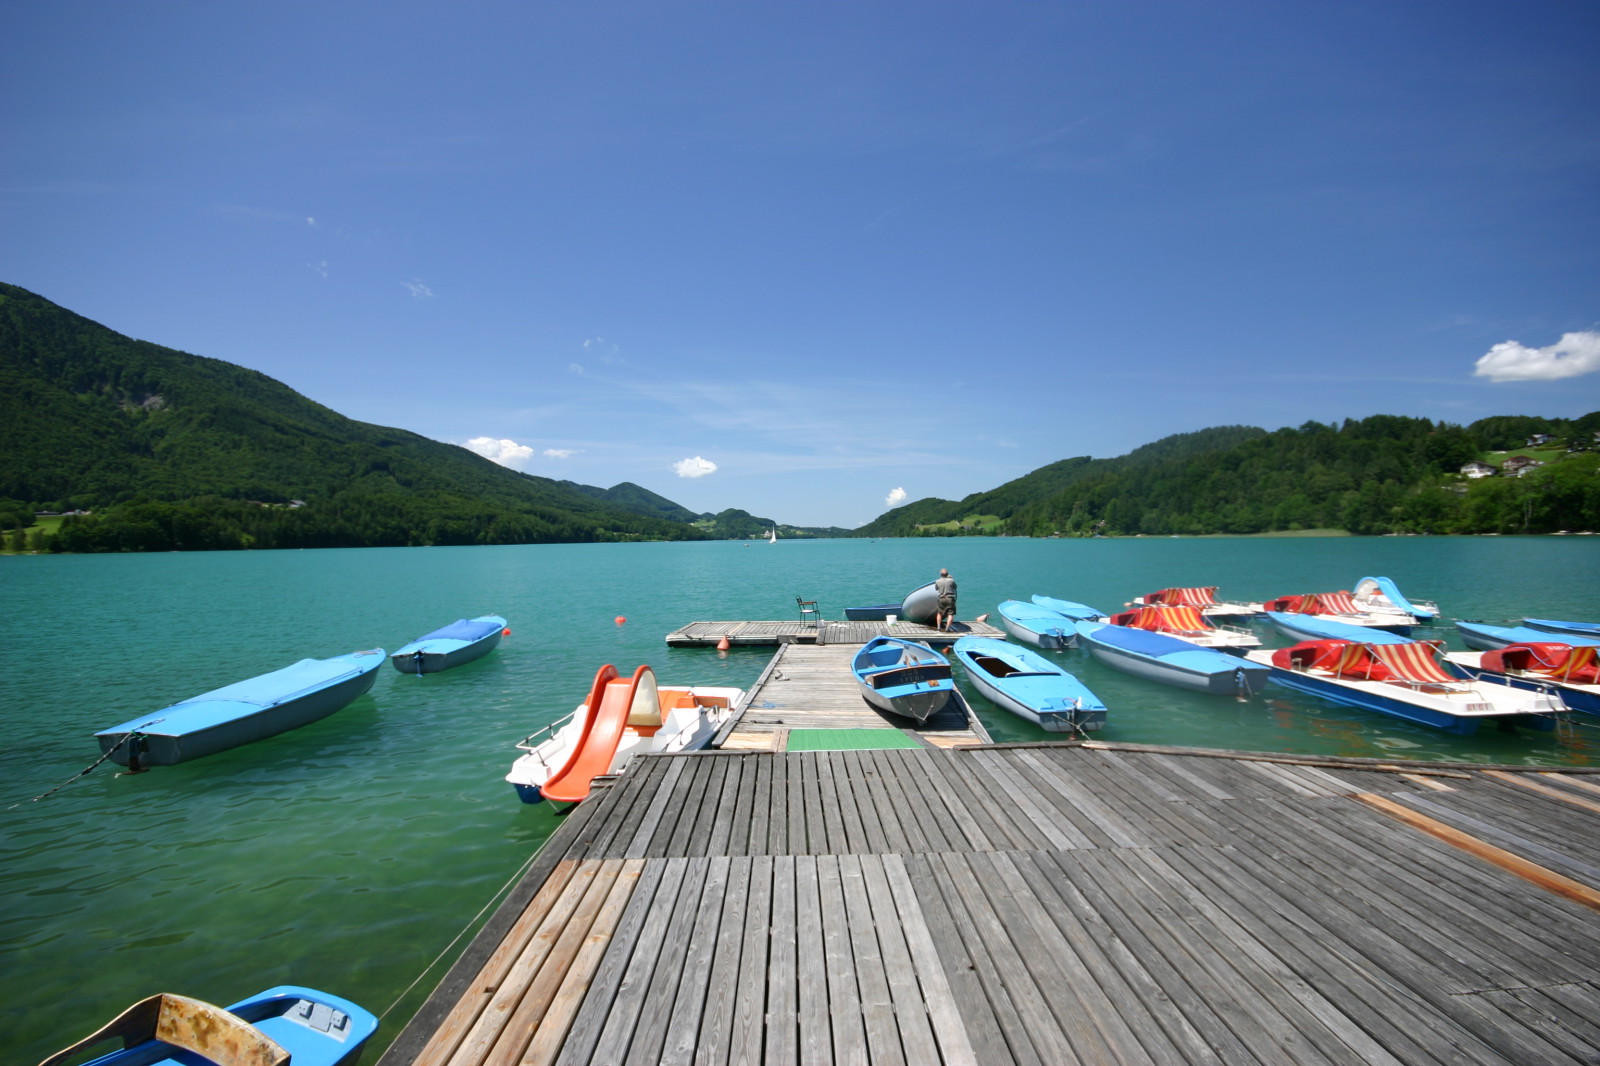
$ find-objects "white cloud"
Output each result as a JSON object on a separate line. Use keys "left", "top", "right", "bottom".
{"left": 673, "top": 456, "right": 718, "bottom": 478}
{"left": 307, "top": 216, "right": 318, "bottom": 227}
{"left": 885, "top": 486, "right": 908, "bottom": 507}
{"left": 543, "top": 448, "right": 579, "bottom": 459}
{"left": 308, "top": 260, "right": 328, "bottom": 278}
{"left": 1474, "top": 330, "right": 1600, "bottom": 382}
{"left": 402, "top": 278, "right": 437, "bottom": 299}
{"left": 463, "top": 436, "right": 535, "bottom": 471}
{"left": 568, "top": 363, "right": 585, "bottom": 375}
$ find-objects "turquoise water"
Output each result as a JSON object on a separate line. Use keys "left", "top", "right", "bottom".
{"left": 2, "top": 536, "right": 1597, "bottom": 1061}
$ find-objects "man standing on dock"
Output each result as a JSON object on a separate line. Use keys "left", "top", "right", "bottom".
{"left": 936, "top": 568, "right": 957, "bottom": 631}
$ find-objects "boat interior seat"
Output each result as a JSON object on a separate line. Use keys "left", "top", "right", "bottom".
{"left": 974, "top": 655, "right": 1021, "bottom": 678}
{"left": 38, "top": 993, "right": 290, "bottom": 1066}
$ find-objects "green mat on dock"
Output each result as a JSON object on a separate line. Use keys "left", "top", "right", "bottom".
{"left": 786, "top": 728, "right": 923, "bottom": 751}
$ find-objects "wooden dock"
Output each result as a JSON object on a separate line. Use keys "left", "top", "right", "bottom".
{"left": 714, "top": 643, "right": 991, "bottom": 751}
{"left": 378, "top": 739, "right": 1600, "bottom": 1065}
{"left": 665, "top": 618, "right": 1005, "bottom": 648}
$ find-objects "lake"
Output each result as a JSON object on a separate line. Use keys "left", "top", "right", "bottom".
{"left": 2, "top": 535, "right": 1596, "bottom": 1062}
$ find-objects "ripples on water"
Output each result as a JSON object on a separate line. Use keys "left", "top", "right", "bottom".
{"left": 1, "top": 536, "right": 1596, "bottom": 1060}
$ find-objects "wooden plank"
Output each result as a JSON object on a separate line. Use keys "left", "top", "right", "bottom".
{"left": 1011, "top": 850, "right": 1221, "bottom": 1066}
{"left": 409, "top": 860, "right": 582, "bottom": 1066}
{"left": 879, "top": 855, "right": 979, "bottom": 1066}
{"left": 620, "top": 757, "right": 689, "bottom": 860}
{"left": 814, "top": 854, "right": 865, "bottom": 1065}
{"left": 666, "top": 755, "right": 725, "bottom": 859}
{"left": 900, "top": 853, "right": 1020, "bottom": 1064}
{"left": 481, "top": 859, "right": 626, "bottom": 1066}
{"left": 1014, "top": 749, "right": 1149, "bottom": 848}
{"left": 765, "top": 855, "right": 799, "bottom": 1066}
{"left": 705, "top": 756, "right": 745, "bottom": 858}
{"left": 858, "top": 854, "right": 943, "bottom": 1066}
{"left": 964, "top": 750, "right": 1094, "bottom": 850}
{"left": 794, "top": 855, "right": 835, "bottom": 1066}
{"left": 521, "top": 859, "right": 644, "bottom": 1066}
{"left": 689, "top": 855, "right": 751, "bottom": 1066}
{"left": 839, "top": 853, "right": 904, "bottom": 1066}
{"left": 728, "top": 856, "right": 775, "bottom": 1064}
{"left": 578, "top": 857, "right": 691, "bottom": 1065}
{"left": 934, "top": 850, "right": 1075, "bottom": 1064}
{"left": 626, "top": 856, "right": 714, "bottom": 1064}
{"left": 831, "top": 750, "right": 873, "bottom": 854}
{"left": 1358, "top": 792, "right": 1600, "bottom": 911}
{"left": 659, "top": 855, "right": 733, "bottom": 1066}
{"left": 550, "top": 860, "right": 668, "bottom": 1066}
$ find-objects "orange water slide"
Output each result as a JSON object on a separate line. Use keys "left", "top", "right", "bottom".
{"left": 541, "top": 664, "right": 653, "bottom": 803}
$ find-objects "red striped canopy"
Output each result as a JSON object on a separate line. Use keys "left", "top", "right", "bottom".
{"left": 1368, "top": 642, "right": 1457, "bottom": 684}
{"left": 1483, "top": 643, "right": 1599, "bottom": 684}
{"left": 1144, "top": 586, "right": 1218, "bottom": 607}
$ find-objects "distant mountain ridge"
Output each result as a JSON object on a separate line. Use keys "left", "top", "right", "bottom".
{"left": 0, "top": 282, "right": 707, "bottom": 550}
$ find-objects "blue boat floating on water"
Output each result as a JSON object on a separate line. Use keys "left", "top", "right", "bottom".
{"left": 1267, "top": 611, "right": 1415, "bottom": 646}
{"left": 1446, "top": 641, "right": 1600, "bottom": 716}
{"left": 1244, "top": 638, "right": 1568, "bottom": 735}
{"left": 1455, "top": 620, "right": 1600, "bottom": 651}
{"left": 1028, "top": 594, "right": 1110, "bottom": 623}
{"left": 1075, "top": 621, "right": 1270, "bottom": 697}
{"left": 1525, "top": 617, "right": 1600, "bottom": 640}
{"left": 40, "top": 985, "right": 378, "bottom": 1066}
{"left": 952, "top": 636, "right": 1106, "bottom": 732}
{"left": 95, "top": 650, "right": 384, "bottom": 768}
{"left": 995, "top": 600, "right": 1079, "bottom": 649}
{"left": 391, "top": 614, "right": 508, "bottom": 674}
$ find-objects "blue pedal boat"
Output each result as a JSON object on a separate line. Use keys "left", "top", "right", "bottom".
{"left": 851, "top": 635, "right": 956, "bottom": 722}
{"left": 1454, "top": 620, "right": 1600, "bottom": 651}
{"left": 1267, "top": 611, "right": 1415, "bottom": 647}
{"left": 952, "top": 636, "right": 1106, "bottom": 732}
{"left": 95, "top": 650, "right": 384, "bottom": 768}
{"left": 391, "top": 614, "right": 508, "bottom": 674}
{"left": 39, "top": 985, "right": 378, "bottom": 1066}
{"left": 1075, "top": 621, "right": 1269, "bottom": 697}
{"left": 996, "top": 600, "right": 1079, "bottom": 649}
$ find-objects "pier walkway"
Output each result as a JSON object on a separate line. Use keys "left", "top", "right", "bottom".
{"left": 379, "top": 741, "right": 1600, "bottom": 1065}
{"left": 664, "top": 618, "right": 1005, "bottom": 648}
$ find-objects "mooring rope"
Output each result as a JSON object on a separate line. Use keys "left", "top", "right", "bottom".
{"left": 378, "top": 844, "right": 544, "bottom": 1020}
{"left": 2, "top": 724, "right": 156, "bottom": 811}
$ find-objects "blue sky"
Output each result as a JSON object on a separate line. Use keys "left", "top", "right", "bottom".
{"left": 3, "top": 1, "right": 1597, "bottom": 528}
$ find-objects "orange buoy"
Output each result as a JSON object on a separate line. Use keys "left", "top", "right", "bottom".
{"left": 716, "top": 635, "right": 731, "bottom": 651}
{"left": 502, "top": 627, "right": 512, "bottom": 636}
{"left": 615, "top": 616, "right": 626, "bottom": 625}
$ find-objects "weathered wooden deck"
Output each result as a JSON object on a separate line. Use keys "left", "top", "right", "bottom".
{"left": 715, "top": 643, "right": 992, "bottom": 751}
{"left": 665, "top": 618, "right": 1004, "bottom": 648}
{"left": 378, "top": 742, "right": 1600, "bottom": 1066}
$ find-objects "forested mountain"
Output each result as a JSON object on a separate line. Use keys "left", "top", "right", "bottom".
{"left": 864, "top": 414, "right": 1600, "bottom": 537}
{"left": 0, "top": 282, "right": 706, "bottom": 551}
{"left": 559, "top": 480, "right": 701, "bottom": 523}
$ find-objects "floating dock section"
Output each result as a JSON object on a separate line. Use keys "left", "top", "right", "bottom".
{"left": 378, "top": 634, "right": 1600, "bottom": 1066}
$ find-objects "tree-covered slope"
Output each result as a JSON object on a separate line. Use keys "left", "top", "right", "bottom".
{"left": 0, "top": 282, "right": 704, "bottom": 550}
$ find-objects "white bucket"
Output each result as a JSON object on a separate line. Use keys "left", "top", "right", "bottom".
{"left": 885, "top": 614, "right": 898, "bottom": 624}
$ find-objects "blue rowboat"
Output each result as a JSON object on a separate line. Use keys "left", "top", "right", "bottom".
{"left": 1525, "top": 617, "right": 1600, "bottom": 640}
{"left": 851, "top": 635, "right": 956, "bottom": 722}
{"left": 391, "top": 614, "right": 508, "bottom": 674}
{"left": 996, "top": 600, "right": 1078, "bottom": 649}
{"left": 94, "top": 650, "right": 384, "bottom": 768}
{"left": 952, "top": 636, "right": 1106, "bottom": 732}
{"left": 1244, "top": 640, "right": 1568, "bottom": 735}
{"left": 1266, "top": 611, "right": 1414, "bottom": 646}
{"left": 39, "top": 985, "right": 378, "bottom": 1066}
{"left": 1075, "top": 621, "right": 1269, "bottom": 697}
{"left": 1028, "top": 594, "right": 1110, "bottom": 622}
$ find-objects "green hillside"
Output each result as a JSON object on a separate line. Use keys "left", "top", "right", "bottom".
{"left": 0, "top": 283, "right": 705, "bottom": 551}
{"left": 864, "top": 414, "right": 1599, "bottom": 538}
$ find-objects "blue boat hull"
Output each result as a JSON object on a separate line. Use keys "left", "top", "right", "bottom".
{"left": 852, "top": 636, "right": 956, "bottom": 722}
{"left": 953, "top": 636, "right": 1106, "bottom": 732}
{"left": 391, "top": 616, "right": 507, "bottom": 674}
{"left": 96, "top": 651, "right": 384, "bottom": 767}
{"left": 1456, "top": 621, "right": 1600, "bottom": 651}
{"left": 1267, "top": 612, "right": 1414, "bottom": 646}
{"left": 1076, "top": 623, "right": 1269, "bottom": 697}
{"left": 1260, "top": 665, "right": 1557, "bottom": 735}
